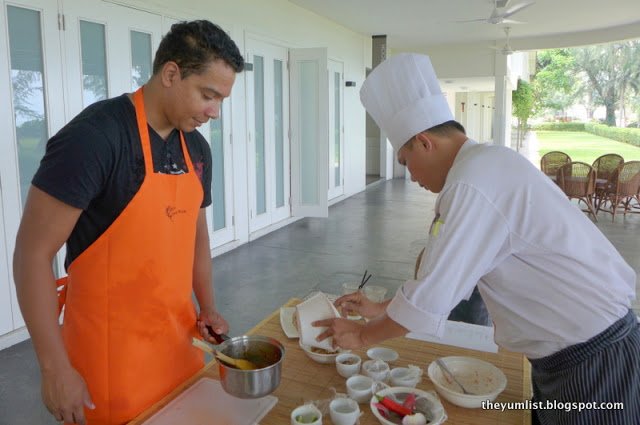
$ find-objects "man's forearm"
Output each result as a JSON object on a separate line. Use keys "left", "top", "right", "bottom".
{"left": 360, "top": 314, "right": 409, "bottom": 346}
{"left": 14, "top": 254, "right": 70, "bottom": 372}
{"left": 192, "top": 212, "right": 216, "bottom": 312}
{"left": 192, "top": 248, "right": 215, "bottom": 311}
{"left": 193, "top": 270, "right": 215, "bottom": 312}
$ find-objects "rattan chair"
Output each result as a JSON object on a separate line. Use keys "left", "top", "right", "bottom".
{"left": 541, "top": 151, "right": 571, "bottom": 177}
{"left": 592, "top": 153, "right": 624, "bottom": 181}
{"left": 592, "top": 153, "right": 624, "bottom": 210}
{"left": 556, "top": 162, "right": 598, "bottom": 221}
{"left": 597, "top": 161, "right": 640, "bottom": 222}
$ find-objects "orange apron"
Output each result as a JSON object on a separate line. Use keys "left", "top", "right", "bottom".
{"left": 56, "top": 87, "right": 204, "bottom": 425}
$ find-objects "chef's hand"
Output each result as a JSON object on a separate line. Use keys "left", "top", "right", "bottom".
{"left": 197, "top": 307, "right": 229, "bottom": 343}
{"left": 335, "top": 291, "right": 385, "bottom": 319}
{"left": 41, "top": 364, "right": 94, "bottom": 425}
{"left": 312, "top": 318, "right": 366, "bottom": 350}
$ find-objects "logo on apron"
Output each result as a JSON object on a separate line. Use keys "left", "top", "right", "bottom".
{"left": 166, "top": 205, "right": 187, "bottom": 221}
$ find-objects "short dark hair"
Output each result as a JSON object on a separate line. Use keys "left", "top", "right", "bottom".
{"left": 402, "top": 120, "right": 466, "bottom": 149}
{"left": 152, "top": 20, "right": 244, "bottom": 77}
{"left": 426, "top": 120, "right": 466, "bottom": 136}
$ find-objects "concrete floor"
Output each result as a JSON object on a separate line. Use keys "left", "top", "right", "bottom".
{"left": 1, "top": 178, "right": 639, "bottom": 425}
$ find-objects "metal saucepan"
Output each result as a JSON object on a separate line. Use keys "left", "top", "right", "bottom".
{"left": 206, "top": 327, "right": 285, "bottom": 399}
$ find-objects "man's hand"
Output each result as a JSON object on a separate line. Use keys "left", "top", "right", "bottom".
{"left": 335, "top": 291, "right": 385, "bottom": 319}
{"left": 42, "top": 364, "right": 94, "bottom": 425}
{"left": 312, "top": 317, "right": 367, "bottom": 350}
{"left": 197, "top": 307, "right": 229, "bottom": 343}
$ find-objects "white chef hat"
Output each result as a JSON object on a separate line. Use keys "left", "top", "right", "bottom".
{"left": 360, "top": 53, "right": 454, "bottom": 151}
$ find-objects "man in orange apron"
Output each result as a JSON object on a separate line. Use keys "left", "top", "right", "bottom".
{"left": 13, "top": 21, "right": 244, "bottom": 425}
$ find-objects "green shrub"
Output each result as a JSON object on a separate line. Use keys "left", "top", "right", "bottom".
{"left": 584, "top": 123, "right": 640, "bottom": 147}
{"left": 532, "top": 122, "right": 586, "bottom": 131}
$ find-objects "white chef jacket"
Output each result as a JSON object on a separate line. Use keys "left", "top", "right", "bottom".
{"left": 387, "top": 139, "right": 636, "bottom": 358}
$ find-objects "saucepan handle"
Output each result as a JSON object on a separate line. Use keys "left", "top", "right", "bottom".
{"left": 205, "top": 325, "right": 230, "bottom": 345}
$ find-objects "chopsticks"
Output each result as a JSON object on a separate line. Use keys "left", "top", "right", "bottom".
{"left": 358, "top": 270, "right": 372, "bottom": 290}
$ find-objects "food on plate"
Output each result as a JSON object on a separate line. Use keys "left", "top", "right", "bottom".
{"left": 292, "top": 310, "right": 299, "bottom": 330}
{"left": 402, "top": 412, "right": 427, "bottom": 425}
{"left": 310, "top": 346, "right": 337, "bottom": 355}
{"left": 339, "top": 358, "right": 358, "bottom": 365}
{"left": 373, "top": 392, "right": 437, "bottom": 424}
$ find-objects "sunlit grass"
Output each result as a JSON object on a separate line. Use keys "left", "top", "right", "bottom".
{"left": 537, "top": 131, "right": 640, "bottom": 163}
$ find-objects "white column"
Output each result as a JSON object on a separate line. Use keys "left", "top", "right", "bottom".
{"left": 493, "top": 54, "right": 511, "bottom": 147}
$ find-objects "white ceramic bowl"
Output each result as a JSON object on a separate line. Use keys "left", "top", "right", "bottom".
{"left": 366, "top": 347, "right": 399, "bottom": 363}
{"left": 370, "top": 386, "right": 447, "bottom": 425}
{"left": 329, "top": 397, "right": 360, "bottom": 425}
{"left": 346, "top": 374, "right": 374, "bottom": 403}
{"left": 427, "top": 356, "right": 507, "bottom": 408}
{"left": 389, "top": 367, "right": 421, "bottom": 388}
{"left": 363, "top": 285, "right": 388, "bottom": 302}
{"left": 291, "top": 404, "right": 322, "bottom": 425}
{"left": 362, "top": 359, "right": 390, "bottom": 382}
{"left": 299, "top": 340, "right": 344, "bottom": 364}
{"left": 336, "top": 353, "right": 362, "bottom": 378}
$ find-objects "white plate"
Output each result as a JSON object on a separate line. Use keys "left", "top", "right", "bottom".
{"left": 279, "top": 307, "right": 299, "bottom": 338}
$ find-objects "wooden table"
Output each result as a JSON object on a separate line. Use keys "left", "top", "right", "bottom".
{"left": 130, "top": 299, "right": 532, "bottom": 425}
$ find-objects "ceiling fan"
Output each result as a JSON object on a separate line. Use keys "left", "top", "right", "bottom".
{"left": 490, "top": 26, "right": 516, "bottom": 55}
{"left": 456, "top": 0, "right": 535, "bottom": 25}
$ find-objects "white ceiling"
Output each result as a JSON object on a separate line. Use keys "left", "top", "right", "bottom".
{"left": 288, "top": 0, "right": 640, "bottom": 52}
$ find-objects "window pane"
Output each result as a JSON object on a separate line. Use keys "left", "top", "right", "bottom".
{"left": 274, "top": 60, "right": 284, "bottom": 208}
{"left": 8, "top": 6, "right": 60, "bottom": 275}
{"left": 80, "top": 20, "right": 108, "bottom": 106}
{"left": 210, "top": 114, "right": 226, "bottom": 231}
{"left": 299, "top": 61, "right": 318, "bottom": 204}
{"left": 254, "top": 55, "right": 266, "bottom": 215}
{"left": 130, "top": 30, "right": 151, "bottom": 91}
{"left": 7, "top": 6, "right": 48, "bottom": 207}
{"left": 333, "top": 71, "right": 341, "bottom": 187}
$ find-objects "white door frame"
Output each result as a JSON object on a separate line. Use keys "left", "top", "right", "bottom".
{"left": 328, "top": 59, "right": 344, "bottom": 200}
{"left": 245, "top": 37, "right": 290, "bottom": 233}
{"left": 289, "top": 47, "right": 329, "bottom": 218}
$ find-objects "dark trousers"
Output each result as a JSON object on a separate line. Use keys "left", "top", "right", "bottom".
{"left": 530, "top": 310, "right": 640, "bottom": 425}
{"left": 447, "top": 286, "right": 491, "bottom": 326}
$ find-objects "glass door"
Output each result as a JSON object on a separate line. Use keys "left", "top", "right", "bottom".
{"left": 246, "top": 38, "right": 290, "bottom": 233}
{"left": 208, "top": 100, "right": 235, "bottom": 246}
{"left": 327, "top": 59, "right": 344, "bottom": 200}
{"left": 0, "top": 0, "right": 67, "bottom": 330}
{"left": 61, "top": 0, "right": 162, "bottom": 117}
{"left": 289, "top": 47, "right": 328, "bottom": 218}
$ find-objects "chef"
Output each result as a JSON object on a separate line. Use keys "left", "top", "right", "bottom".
{"left": 13, "top": 20, "right": 244, "bottom": 425}
{"left": 315, "top": 53, "right": 640, "bottom": 425}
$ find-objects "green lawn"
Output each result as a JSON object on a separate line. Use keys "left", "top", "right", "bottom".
{"left": 537, "top": 131, "right": 640, "bottom": 164}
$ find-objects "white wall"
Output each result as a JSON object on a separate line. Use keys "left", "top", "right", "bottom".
{"left": 396, "top": 44, "right": 498, "bottom": 80}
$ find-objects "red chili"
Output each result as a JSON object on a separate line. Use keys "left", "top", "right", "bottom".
{"left": 380, "top": 396, "right": 412, "bottom": 416}
{"left": 402, "top": 393, "right": 417, "bottom": 411}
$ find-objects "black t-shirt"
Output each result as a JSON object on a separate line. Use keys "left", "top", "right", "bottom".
{"left": 32, "top": 94, "right": 212, "bottom": 269}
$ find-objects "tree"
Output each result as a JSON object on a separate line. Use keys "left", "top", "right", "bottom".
{"left": 512, "top": 79, "right": 534, "bottom": 150}
{"left": 571, "top": 41, "right": 640, "bottom": 126}
{"left": 532, "top": 49, "right": 579, "bottom": 117}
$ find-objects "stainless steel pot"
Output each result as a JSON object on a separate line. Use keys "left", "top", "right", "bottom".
{"left": 216, "top": 335, "right": 285, "bottom": 399}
